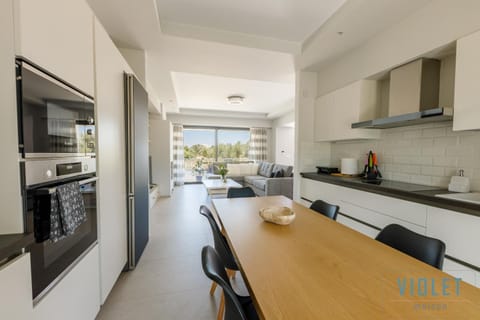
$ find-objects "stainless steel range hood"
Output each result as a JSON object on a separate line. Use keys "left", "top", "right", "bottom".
{"left": 352, "top": 58, "right": 453, "bottom": 129}
{"left": 352, "top": 107, "right": 453, "bottom": 129}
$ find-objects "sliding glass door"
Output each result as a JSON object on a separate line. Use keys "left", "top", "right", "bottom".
{"left": 183, "top": 127, "right": 250, "bottom": 183}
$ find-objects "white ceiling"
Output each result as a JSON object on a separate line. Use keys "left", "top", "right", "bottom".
{"left": 155, "top": 0, "right": 346, "bottom": 42}
{"left": 299, "top": 0, "right": 432, "bottom": 70}
{"left": 171, "top": 72, "right": 294, "bottom": 118}
{"left": 87, "top": 0, "right": 434, "bottom": 119}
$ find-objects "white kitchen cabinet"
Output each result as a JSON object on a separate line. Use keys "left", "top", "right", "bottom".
{"left": 300, "top": 178, "right": 343, "bottom": 206}
{"left": 33, "top": 245, "right": 100, "bottom": 320}
{"left": 300, "top": 178, "right": 427, "bottom": 230}
{"left": 94, "top": 18, "right": 130, "bottom": 304}
{"left": 314, "top": 80, "right": 381, "bottom": 142}
{"left": 339, "top": 200, "right": 426, "bottom": 235}
{"left": 453, "top": 30, "right": 480, "bottom": 131}
{"left": 0, "top": 254, "right": 33, "bottom": 320}
{"left": 442, "top": 258, "right": 478, "bottom": 288}
{"left": 0, "top": 0, "right": 23, "bottom": 234}
{"left": 336, "top": 214, "right": 379, "bottom": 238}
{"left": 14, "top": 0, "right": 95, "bottom": 96}
{"left": 426, "top": 206, "right": 480, "bottom": 269}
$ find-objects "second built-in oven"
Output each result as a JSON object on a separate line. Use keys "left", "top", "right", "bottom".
{"left": 16, "top": 59, "right": 95, "bottom": 158}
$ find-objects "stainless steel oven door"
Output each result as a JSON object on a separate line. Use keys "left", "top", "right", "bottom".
{"left": 17, "top": 61, "right": 95, "bottom": 158}
{"left": 25, "top": 176, "right": 98, "bottom": 302}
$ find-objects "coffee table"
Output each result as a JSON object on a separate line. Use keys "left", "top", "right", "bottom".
{"left": 202, "top": 178, "right": 242, "bottom": 196}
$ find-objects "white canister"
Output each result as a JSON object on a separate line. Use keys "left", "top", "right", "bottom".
{"left": 341, "top": 158, "right": 358, "bottom": 175}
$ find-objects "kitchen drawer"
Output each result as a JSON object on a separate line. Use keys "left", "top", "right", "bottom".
{"left": 298, "top": 198, "right": 312, "bottom": 208}
{"left": 337, "top": 214, "right": 379, "bottom": 238}
{"left": 442, "top": 257, "right": 478, "bottom": 288}
{"left": 300, "top": 179, "right": 343, "bottom": 206}
{"left": 426, "top": 206, "right": 480, "bottom": 268}
{"left": 340, "top": 200, "right": 426, "bottom": 235}
{"left": 341, "top": 187, "right": 428, "bottom": 227}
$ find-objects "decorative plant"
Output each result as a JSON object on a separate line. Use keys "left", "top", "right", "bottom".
{"left": 193, "top": 158, "right": 204, "bottom": 175}
{"left": 217, "top": 164, "right": 229, "bottom": 182}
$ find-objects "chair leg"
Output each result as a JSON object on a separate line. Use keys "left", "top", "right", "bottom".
{"left": 226, "top": 268, "right": 236, "bottom": 279}
{"left": 209, "top": 281, "right": 217, "bottom": 296}
{"left": 217, "top": 291, "right": 225, "bottom": 320}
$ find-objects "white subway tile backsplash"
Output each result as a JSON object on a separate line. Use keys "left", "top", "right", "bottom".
{"left": 410, "top": 175, "right": 433, "bottom": 186}
{"left": 422, "top": 146, "right": 445, "bottom": 156}
{"left": 433, "top": 136, "right": 458, "bottom": 146}
{"left": 421, "top": 166, "right": 444, "bottom": 176}
{"left": 433, "top": 156, "right": 458, "bottom": 167}
{"left": 330, "top": 122, "right": 480, "bottom": 191}
{"left": 422, "top": 127, "right": 446, "bottom": 137}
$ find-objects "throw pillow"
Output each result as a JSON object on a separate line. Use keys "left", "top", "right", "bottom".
{"left": 274, "top": 169, "right": 284, "bottom": 178}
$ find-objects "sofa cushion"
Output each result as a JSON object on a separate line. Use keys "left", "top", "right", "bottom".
{"left": 227, "top": 163, "right": 259, "bottom": 176}
{"left": 253, "top": 179, "right": 266, "bottom": 191}
{"left": 274, "top": 169, "right": 284, "bottom": 177}
{"left": 259, "top": 162, "right": 274, "bottom": 177}
{"left": 272, "top": 164, "right": 293, "bottom": 177}
{"left": 244, "top": 175, "right": 265, "bottom": 185}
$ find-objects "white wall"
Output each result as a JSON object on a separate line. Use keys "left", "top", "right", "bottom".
{"left": 119, "top": 47, "right": 147, "bottom": 87}
{"left": 293, "top": 71, "right": 331, "bottom": 201}
{"left": 315, "top": 0, "right": 480, "bottom": 96}
{"left": 0, "top": 0, "right": 23, "bottom": 234}
{"left": 149, "top": 116, "right": 172, "bottom": 196}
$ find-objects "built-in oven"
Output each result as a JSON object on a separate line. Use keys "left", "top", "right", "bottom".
{"left": 16, "top": 59, "right": 95, "bottom": 158}
{"left": 16, "top": 58, "right": 98, "bottom": 302}
{"left": 24, "top": 158, "right": 98, "bottom": 302}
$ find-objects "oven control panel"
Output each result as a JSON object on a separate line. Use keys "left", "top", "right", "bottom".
{"left": 25, "top": 157, "right": 96, "bottom": 186}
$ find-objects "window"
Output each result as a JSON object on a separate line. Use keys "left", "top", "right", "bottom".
{"left": 183, "top": 127, "right": 250, "bottom": 182}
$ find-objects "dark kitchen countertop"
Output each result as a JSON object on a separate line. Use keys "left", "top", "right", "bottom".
{"left": 300, "top": 172, "right": 480, "bottom": 218}
{"left": 0, "top": 233, "right": 34, "bottom": 265}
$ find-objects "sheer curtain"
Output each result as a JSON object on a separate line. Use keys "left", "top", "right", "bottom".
{"left": 248, "top": 127, "right": 268, "bottom": 162}
{"left": 172, "top": 124, "right": 185, "bottom": 186}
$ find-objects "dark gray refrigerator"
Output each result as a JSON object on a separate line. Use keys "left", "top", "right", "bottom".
{"left": 125, "top": 73, "right": 149, "bottom": 269}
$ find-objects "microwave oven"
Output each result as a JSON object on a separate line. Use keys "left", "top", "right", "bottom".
{"left": 16, "top": 59, "right": 95, "bottom": 159}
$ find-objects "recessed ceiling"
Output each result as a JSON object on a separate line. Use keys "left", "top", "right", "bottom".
{"left": 171, "top": 72, "right": 294, "bottom": 118}
{"left": 156, "top": 0, "right": 346, "bottom": 42}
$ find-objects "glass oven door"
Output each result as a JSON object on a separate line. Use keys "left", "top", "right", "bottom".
{"left": 17, "top": 61, "right": 95, "bottom": 158}
{"left": 25, "top": 176, "right": 98, "bottom": 301}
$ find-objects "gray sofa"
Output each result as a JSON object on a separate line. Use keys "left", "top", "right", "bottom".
{"left": 243, "top": 162, "right": 293, "bottom": 199}
{"left": 208, "top": 161, "right": 293, "bottom": 199}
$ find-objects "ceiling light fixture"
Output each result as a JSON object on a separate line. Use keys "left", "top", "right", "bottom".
{"left": 227, "top": 95, "right": 245, "bottom": 105}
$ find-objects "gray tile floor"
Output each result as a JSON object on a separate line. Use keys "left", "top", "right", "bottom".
{"left": 96, "top": 184, "right": 235, "bottom": 320}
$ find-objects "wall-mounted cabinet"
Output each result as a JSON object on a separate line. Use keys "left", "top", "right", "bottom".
{"left": 453, "top": 29, "right": 480, "bottom": 131}
{"left": 0, "top": 0, "right": 23, "bottom": 234}
{"left": 314, "top": 80, "right": 381, "bottom": 141}
{"left": 14, "top": 0, "right": 95, "bottom": 96}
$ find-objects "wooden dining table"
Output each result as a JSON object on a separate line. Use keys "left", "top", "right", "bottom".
{"left": 211, "top": 195, "right": 480, "bottom": 319}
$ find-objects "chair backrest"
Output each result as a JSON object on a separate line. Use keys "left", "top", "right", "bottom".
{"left": 309, "top": 200, "right": 339, "bottom": 221}
{"left": 201, "top": 246, "right": 249, "bottom": 320}
{"left": 199, "top": 205, "right": 237, "bottom": 270}
{"left": 227, "top": 187, "right": 256, "bottom": 198}
{"left": 375, "top": 224, "right": 446, "bottom": 269}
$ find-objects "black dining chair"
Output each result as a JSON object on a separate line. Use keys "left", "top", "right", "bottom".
{"left": 227, "top": 187, "right": 256, "bottom": 198}
{"left": 375, "top": 224, "right": 446, "bottom": 269}
{"left": 309, "top": 200, "right": 339, "bottom": 221}
{"left": 199, "top": 205, "right": 239, "bottom": 319}
{"left": 202, "top": 246, "right": 259, "bottom": 320}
